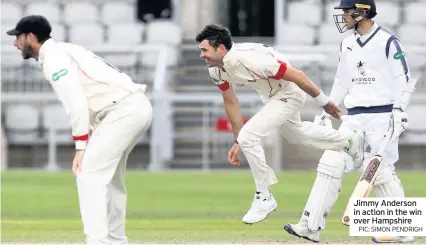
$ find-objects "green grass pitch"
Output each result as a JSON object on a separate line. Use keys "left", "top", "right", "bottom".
{"left": 1, "top": 170, "right": 426, "bottom": 244}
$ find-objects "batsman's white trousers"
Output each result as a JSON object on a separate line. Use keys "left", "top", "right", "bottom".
{"left": 339, "top": 112, "right": 398, "bottom": 172}
{"left": 236, "top": 91, "right": 350, "bottom": 192}
{"left": 313, "top": 111, "right": 403, "bottom": 231}
{"left": 76, "top": 92, "right": 152, "bottom": 245}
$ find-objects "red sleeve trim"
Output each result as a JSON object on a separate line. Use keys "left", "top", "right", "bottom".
{"left": 268, "top": 60, "right": 287, "bottom": 80}
{"left": 218, "top": 81, "right": 230, "bottom": 91}
{"left": 73, "top": 134, "right": 89, "bottom": 141}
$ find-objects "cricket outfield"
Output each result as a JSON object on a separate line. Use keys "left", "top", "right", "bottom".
{"left": 2, "top": 171, "right": 425, "bottom": 244}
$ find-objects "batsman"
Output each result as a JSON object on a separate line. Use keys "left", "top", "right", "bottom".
{"left": 284, "top": 0, "right": 417, "bottom": 243}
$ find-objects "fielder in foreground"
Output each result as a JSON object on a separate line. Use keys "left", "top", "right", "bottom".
{"left": 195, "top": 24, "right": 365, "bottom": 225}
{"left": 284, "top": 0, "right": 415, "bottom": 243}
{"left": 7, "top": 15, "right": 153, "bottom": 245}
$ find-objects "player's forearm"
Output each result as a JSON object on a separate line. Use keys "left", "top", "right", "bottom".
{"left": 69, "top": 105, "right": 91, "bottom": 150}
{"left": 51, "top": 78, "right": 90, "bottom": 150}
{"left": 391, "top": 59, "right": 412, "bottom": 111}
{"left": 329, "top": 81, "right": 349, "bottom": 105}
{"left": 283, "top": 67, "right": 321, "bottom": 98}
{"left": 394, "top": 76, "right": 417, "bottom": 111}
{"left": 224, "top": 100, "right": 243, "bottom": 141}
{"left": 283, "top": 67, "right": 331, "bottom": 106}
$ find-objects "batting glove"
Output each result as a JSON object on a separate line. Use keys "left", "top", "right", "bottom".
{"left": 390, "top": 109, "right": 408, "bottom": 141}
{"left": 314, "top": 111, "right": 332, "bottom": 128}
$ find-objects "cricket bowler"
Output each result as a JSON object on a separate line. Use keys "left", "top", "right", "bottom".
{"left": 284, "top": 0, "right": 415, "bottom": 243}
{"left": 195, "top": 24, "right": 365, "bottom": 225}
{"left": 7, "top": 15, "right": 153, "bottom": 245}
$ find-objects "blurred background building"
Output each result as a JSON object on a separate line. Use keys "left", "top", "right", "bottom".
{"left": 1, "top": 0, "right": 426, "bottom": 172}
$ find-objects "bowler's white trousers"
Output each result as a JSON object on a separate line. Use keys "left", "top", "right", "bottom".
{"left": 76, "top": 92, "right": 152, "bottom": 245}
{"left": 236, "top": 90, "right": 351, "bottom": 192}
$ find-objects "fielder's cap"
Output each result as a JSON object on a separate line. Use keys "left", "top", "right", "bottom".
{"left": 6, "top": 15, "right": 52, "bottom": 37}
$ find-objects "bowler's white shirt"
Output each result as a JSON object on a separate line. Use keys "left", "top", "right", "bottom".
{"left": 208, "top": 43, "right": 303, "bottom": 103}
{"left": 330, "top": 23, "right": 410, "bottom": 109}
{"left": 38, "top": 38, "right": 146, "bottom": 149}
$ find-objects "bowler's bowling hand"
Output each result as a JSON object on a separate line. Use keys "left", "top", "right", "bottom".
{"left": 322, "top": 101, "right": 341, "bottom": 120}
{"left": 72, "top": 150, "right": 85, "bottom": 176}
{"left": 228, "top": 143, "right": 241, "bottom": 166}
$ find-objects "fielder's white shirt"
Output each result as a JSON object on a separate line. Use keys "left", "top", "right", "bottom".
{"left": 208, "top": 43, "right": 303, "bottom": 103}
{"left": 330, "top": 22, "right": 410, "bottom": 109}
{"left": 38, "top": 38, "right": 146, "bottom": 150}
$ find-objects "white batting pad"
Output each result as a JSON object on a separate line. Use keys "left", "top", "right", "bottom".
{"left": 373, "top": 167, "right": 405, "bottom": 197}
{"left": 300, "top": 172, "right": 343, "bottom": 231}
{"left": 317, "top": 150, "right": 346, "bottom": 178}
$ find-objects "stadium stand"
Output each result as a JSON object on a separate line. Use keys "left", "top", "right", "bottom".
{"left": 25, "top": 2, "right": 62, "bottom": 23}
{"left": 101, "top": 1, "right": 135, "bottom": 25}
{"left": 3, "top": 103, "right": 40, "bottom": 144}
{"left": 2, "top": 0, "right": 426, "bottom": 171}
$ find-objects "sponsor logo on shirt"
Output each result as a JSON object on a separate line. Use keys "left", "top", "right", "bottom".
{"left": 52, "top": 68, "right": 69, "bottom": 81}
{"left": 393, "top": 51, "right": 405, "bottom": 60}
{"left": 352, "top": 61, "right": 375, "bottom": 84}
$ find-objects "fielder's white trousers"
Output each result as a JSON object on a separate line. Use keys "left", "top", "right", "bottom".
{"left": 237, "top": 91, "right": 350, "bottom": 192}
{"left": 76, "top": 92, "right": 152, "bottom": 245}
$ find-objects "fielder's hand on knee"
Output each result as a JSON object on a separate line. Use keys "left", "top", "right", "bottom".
{"left": 228, "top": 142, "right": 240, "bottom": 166}
{"left": 72, "top": 150, "right": 85, "bottom": 176}
{"left": 390, "top": 109, "right": 408, "bottom": 141}
{"left": 322, "top": 101, "right": 341, "bottom": 120}
{"left": 314, "top": 111, "right": 332, "bottom": 128}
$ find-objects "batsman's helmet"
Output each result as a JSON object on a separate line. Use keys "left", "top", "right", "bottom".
{"left": 333, "top": 0, "right": 377, "bottom": 33}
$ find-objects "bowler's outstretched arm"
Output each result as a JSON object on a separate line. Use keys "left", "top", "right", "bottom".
{"left": 220, "top": 83, "right": 243, "bottom": 142}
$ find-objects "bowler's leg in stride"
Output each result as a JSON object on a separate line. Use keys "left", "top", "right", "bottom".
{"left": 195, "top": 24, "right": 365, "bottom": 226}
{"left": 77, "top": 93, "right": 152, "bottom": 245}
{"left": 234, "top": 89, "right": 364, "bottom": 225}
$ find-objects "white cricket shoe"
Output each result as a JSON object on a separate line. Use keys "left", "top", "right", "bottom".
{"left": 284, "top": 222, "right": 320, "bottom": 243}
{"left": 242, "top": 192, "right": 277, "bottom": 224}
{"left": 344, "top": 130, "right": 365, "bottom": 167}
{"left": 372, "top": 236, "right": 415, "bottom": 243}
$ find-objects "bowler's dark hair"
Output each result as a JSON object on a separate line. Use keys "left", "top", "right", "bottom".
{"left": 195, "top": 24, "right": 233, "bottom": 50}
{"left": 35, "top": 34, "right": 51, "bottom": 44}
